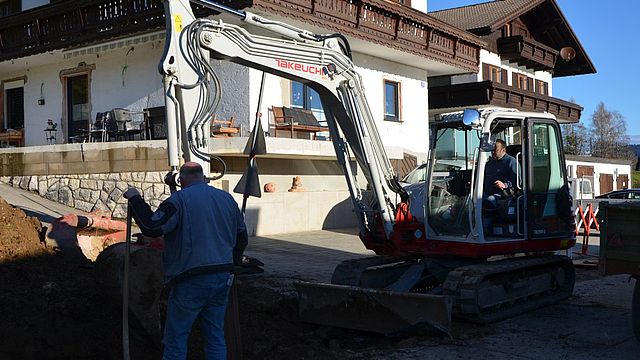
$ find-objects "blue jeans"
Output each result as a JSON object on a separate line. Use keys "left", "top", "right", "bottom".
{"left": 163, "top": 272, "right": 232, "bottom": 360}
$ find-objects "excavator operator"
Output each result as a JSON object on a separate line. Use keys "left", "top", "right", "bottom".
{"left": 483, "top": 138, "right": 518, "bottom": 211}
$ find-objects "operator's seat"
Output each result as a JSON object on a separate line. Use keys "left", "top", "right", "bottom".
{"left": 506, "top": 144, "right": 521, "bottom": 159}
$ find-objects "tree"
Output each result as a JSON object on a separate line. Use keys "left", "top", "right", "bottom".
{"left": 561, "top": 122, "right": 589, "bottom": 155}
{"left": 589, "top": 102, "right": 632, "bottom": 159}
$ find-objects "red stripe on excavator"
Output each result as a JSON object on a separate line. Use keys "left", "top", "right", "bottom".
{"left": 361, "top": 232, "right": 576, "bottom": 258}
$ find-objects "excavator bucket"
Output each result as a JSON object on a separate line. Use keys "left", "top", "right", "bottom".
{"left": 294, "top": 282, "right": 452, "bottom": 336}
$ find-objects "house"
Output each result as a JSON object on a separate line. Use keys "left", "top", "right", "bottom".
{"left": 0, "top": 0, "right": 485, "bottom": 234}
{"left": 427, "top": 0, "right": 595, "bottom": 123}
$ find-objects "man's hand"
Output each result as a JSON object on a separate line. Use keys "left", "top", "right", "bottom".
{"left": 123, "top": 187, "right": 141, "bottom": 200}
{"left": 494, "top": 180, "right": 507, "bottom": 190}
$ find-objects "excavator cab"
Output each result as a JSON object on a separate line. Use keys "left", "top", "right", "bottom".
{"left": 424, "top": 108, "right": 574, "bottom": 248}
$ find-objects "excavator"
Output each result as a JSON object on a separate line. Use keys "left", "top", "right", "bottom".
{"left": 160, "top": 0, "right": 577, "bottom": 335}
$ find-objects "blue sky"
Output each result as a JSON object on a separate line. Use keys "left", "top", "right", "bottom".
{"left": 429, "top": 0, "right": 640, "bottom": 143}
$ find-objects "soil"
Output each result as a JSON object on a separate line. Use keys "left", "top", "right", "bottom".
{"left": 0, "top": 196, "right": 405, "bottom": 359}
{"left": 0, "top": 196, "right": 605, "bottom": 359}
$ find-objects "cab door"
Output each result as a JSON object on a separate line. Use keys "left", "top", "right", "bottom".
{"left": 525, "top": 119, "right": 573, "bottom": 239}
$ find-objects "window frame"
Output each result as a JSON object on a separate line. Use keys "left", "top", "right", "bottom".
{"left": 513, "top": 73, "right": 533, "bottom": 91}
{"left": 290, "top": 81, "right": 326, "bottom": 124}
{"left": 383, "top": 79, "right": 401, "bottom": 122}
{"left": 535, "top": 80, "right": 548, "bottom": 95}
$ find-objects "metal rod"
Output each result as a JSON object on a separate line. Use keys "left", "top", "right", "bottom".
{"left": 122, "top": 203, "right": 132, "bottom": 360}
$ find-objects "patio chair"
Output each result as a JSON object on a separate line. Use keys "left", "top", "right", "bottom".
{"left": 110, "top": 108, "right": 145, "bottom": 141}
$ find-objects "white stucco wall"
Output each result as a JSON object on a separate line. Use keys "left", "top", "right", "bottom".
{"left": 412, "top": 0, "right": 427, "bottom": 13}
{"left": 8, "top": 38, "right": 430, "bottom": 157}
{"left": 238, "top": 52, "right": 430, "bottom": 157}
{"left": 566, "top": 159, "right": 632, "bottom": 196}
{"left": 3, "top": 38, "right": 167, "bottom": 146}
{"left": 352, "top": 52, "right": 429, "bottom": 156}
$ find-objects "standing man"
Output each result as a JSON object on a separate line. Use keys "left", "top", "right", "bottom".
{"left": 123, "top": 161, "right": 248, "bottom": 360}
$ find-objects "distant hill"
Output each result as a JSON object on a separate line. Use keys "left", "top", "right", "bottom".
{"left": 629, "top": 135, "right": 640, "bottom": 145}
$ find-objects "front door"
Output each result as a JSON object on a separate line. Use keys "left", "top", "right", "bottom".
{"left": 5, "top": 87, "right": 24, "bottom": 130}
{"left": 527, "top": 120, "right": 571, "bottom": 239}
{"left": 66, "top": 75, "right": 89, "bottom": 140}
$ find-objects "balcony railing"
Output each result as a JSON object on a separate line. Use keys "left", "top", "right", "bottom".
{"left": 496, "top": 35, "right": 559, "bottom": 72}
{"left": 429, "top": 81, "right": 582, "bottom": 122}
{"left": 248, "top": 0, "right": 484, "bottom": 72}
{"left": 0, "top": 0, "right": 248, "bottom": 62}
{"left": 1, "top": 0, "right": 483, "bottom": 72}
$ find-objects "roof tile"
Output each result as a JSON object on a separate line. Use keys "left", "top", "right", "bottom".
{"left": 429, "top": 0, "right": 541, "bottom": 31}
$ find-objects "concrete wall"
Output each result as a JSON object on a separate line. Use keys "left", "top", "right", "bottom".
{"left": 0, "top": 139, "right": 358, "bottom": 235}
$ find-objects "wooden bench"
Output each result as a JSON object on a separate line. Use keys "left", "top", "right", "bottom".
{"left": 211, "top": 116, "right": 240, "bottom": 137}
{"left": 271, "top": 107, "right": 326, "bottom": 139}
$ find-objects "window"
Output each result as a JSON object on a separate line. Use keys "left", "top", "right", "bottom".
{"left": 482, "top": 64, "right": 507, "bottom": 84}
{"left": 290, "top": 81, "right": 326, "bottom": 124}
{"left": 384, "top": 80, "right": 400, "bottom": 121}
{"left": 535, "top": 80, "right": 548, "bottom": 95}
{"left": 530, "top": 122, "right": 567, "bottom": 237}
{"left": 513, "top": 73, "right": 533, "bottom": 91}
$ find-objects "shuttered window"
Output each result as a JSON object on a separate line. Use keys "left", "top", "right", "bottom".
{"left": 482, "top": 63, "right": 507, "bottom": 84}
{"left": 513, "top": 73, "right": 533, "bottom": 91}
{"left": 535, "top": 80, "right": 548, "bottom": 95}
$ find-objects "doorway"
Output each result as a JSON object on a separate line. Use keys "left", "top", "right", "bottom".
{"left": 5, "top": 87, "right": 24, "bottom": 130}
{"left": 66, "top": 74, "right": 89, "bottom": 141}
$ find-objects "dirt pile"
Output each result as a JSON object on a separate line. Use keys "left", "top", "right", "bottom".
{"left": 0, "top": 197, "right": 122, "bottom": 359}
{"left": 0, "top": 197, "right": 46, "bottom": 261}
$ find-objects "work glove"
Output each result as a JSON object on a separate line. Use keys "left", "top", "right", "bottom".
{"left": 123, "top": 187, "right": 141, "bottom": 200}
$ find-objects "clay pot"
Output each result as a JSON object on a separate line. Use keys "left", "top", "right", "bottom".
{"left": 264, "top": 182, "right": 276, "bottom": 193}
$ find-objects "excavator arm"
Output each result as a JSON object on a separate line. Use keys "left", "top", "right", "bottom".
{"left": 159, "top": 0, "right": 408, "bottom": 237}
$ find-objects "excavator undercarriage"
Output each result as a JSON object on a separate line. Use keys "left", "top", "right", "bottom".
{"left": 296, "top": 254, "right": 575, "bottom": 335}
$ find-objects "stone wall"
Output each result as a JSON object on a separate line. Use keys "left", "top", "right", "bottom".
{"left": 1, "top": 172, "right": 169, "bottom": 218}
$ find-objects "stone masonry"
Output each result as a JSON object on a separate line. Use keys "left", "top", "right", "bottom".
{"left": 1, "top": 172, "right": 170, "bottom": 218}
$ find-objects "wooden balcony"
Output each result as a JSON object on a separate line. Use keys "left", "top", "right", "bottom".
{"left": 429, "top": 81, "right": 582, "bottom": 123}
{"left": 0, "top": 0, "right": 483, "bottom": 73}
{"left": 246, "top": 0, "right": 484, "bottom": 72}
{"left": 0, "top": 0, "right": 249, "bottom": 62}
{"left": 496, "top": 35, "right": 559, "bottom": 72}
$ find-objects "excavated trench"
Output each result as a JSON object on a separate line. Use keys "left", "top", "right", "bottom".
{"left": 0, "top": 196, "right": 425, "bottom": 359}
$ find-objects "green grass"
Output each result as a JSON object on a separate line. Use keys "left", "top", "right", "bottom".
{"left": 633, "top": 171, "right": 640, "bottom": 188}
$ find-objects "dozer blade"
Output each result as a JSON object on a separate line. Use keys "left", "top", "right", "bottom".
{"left": 294, "top": 281, "right": 452, "bottom": 336}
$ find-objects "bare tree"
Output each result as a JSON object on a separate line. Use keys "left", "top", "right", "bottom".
{"left": 588, "top": 102, "right": 636, "bottom": 164}
{"left": 561, "top": 122, "right": 589, "bottom": 155}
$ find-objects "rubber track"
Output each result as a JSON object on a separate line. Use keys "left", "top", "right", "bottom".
{"left": 443, "top": 255, "right": 575, "bottom": 323}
